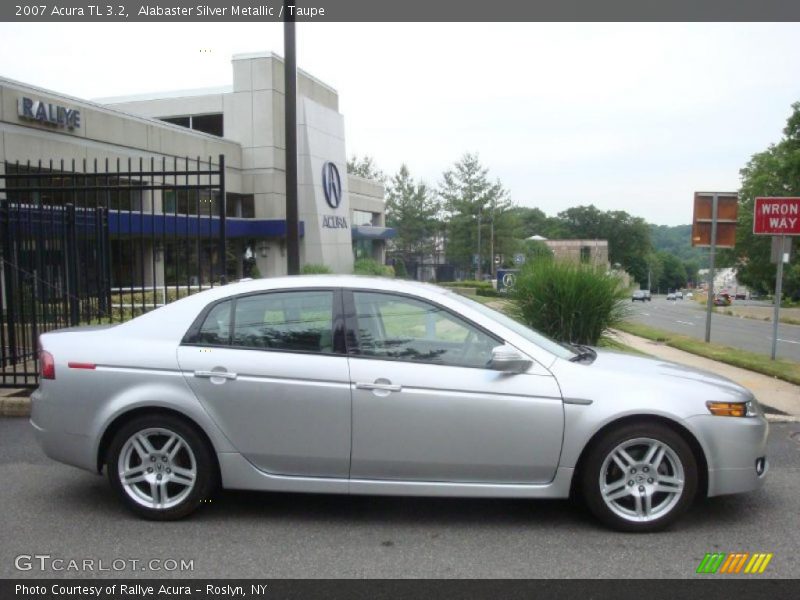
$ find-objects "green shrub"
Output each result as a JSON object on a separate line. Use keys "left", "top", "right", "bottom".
{"left": 301, "top": 263, "right": 333, "bottom": 274}
{"left": 510, "top": 258, "right": 629, "bottom": 346}
{"left": 354, "top": 258, "right": 394, "bottom": 277}
{"left": 476, "top": 287, "right": 499, "bottom": 297}
{"left": 393, "top": 259, "right": 408, "bottom": 279}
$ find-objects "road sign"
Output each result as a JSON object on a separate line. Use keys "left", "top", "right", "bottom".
{"left": 770, "top": 236, "right": 793, "bottom": 264}
{"left": 754, "top": 197, "right": 800, "bottom": 235}
{"left": 692, "top": 192, "right": 738, "bottom": 344}
{"left": 691, "top": 192, "right": 738, "bottom": 248}
{"left": 496, "top": 269, "right": 518, "bottom": 293}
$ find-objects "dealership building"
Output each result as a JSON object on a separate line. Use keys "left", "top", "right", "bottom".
{"left": 0, "top": 51, "right": 391, "bottom": 282}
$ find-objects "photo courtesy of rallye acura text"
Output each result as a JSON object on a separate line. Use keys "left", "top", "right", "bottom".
{"left": 31, "top": 276, "right": 769, "bottom": 532}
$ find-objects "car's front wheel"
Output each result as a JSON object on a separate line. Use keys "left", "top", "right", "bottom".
{"left": 107, "top": 414, "right": 216, "bottom": 520}
{"left": 581, "top": 422, "right": 698, "bottom": 532}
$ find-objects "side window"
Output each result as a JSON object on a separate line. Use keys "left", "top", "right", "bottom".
{"left": 232, "top": 291, "right": 335, "bottom": 353}
{"left": 196, "top": 300, "right": 232, "bottom": 345}
{"left": 351, "top": 292, "right": 499, "bottom": 368}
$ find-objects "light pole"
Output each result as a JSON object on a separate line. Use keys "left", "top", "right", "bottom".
{"left": 283, "top": 1, "right": 300, "bottom": 275}
{"left": 476, "top": 207, "right": 482, "bottom": 280}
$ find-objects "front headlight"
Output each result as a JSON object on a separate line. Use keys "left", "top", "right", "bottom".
{"left": 706, "top": 400, "right": 757, "bottom": 417}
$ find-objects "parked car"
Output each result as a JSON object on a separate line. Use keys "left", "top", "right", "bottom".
{"left": 632, "top": 290, "right": 649, "bottom": 302}
{"left": 685, "top": 292, "right": 694, "bottom": 299}
{"left": 735, "top": 292, "right": 747, "bottom": 300}
{"left": 666, "top": 293, "right": 676, "bottom": 300}
{"left": 643, "top": 290, "right": 652, "bottom": 301}
{"left": 31, "top": 276, "right": 769, "bottom": 532}
{"left": 675, "top": 291, "right": 684, "bottom": 300}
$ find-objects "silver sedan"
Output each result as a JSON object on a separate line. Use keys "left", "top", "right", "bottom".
{"left": 30, "top": 276, "right": 769, "bottom": 531}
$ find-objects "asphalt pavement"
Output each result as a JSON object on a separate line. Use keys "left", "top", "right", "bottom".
{"left": 1, "top": 417, "right": 798, "bottom": 579}
{"left": 628, "top": 297, "right": 800, "bottom": 361}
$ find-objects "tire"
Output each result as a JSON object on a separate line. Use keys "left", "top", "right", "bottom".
{"left": 581, "top": 421, "right": 698, "bottom": 532}
{"left": 107, "top": 414, "right": 217, "bottom": 520}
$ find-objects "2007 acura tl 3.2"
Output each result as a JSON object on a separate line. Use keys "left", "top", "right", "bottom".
{"left": 31, "top": 276, "right": 769, "bottom": 531}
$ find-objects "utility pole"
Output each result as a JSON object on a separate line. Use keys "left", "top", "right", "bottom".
{"left": 476, "top": 207, "right": 482, "bottom": 280}
{"left": 283, "top": 2, "right": 300, "bottom": 275}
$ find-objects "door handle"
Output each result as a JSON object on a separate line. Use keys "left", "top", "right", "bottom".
{"left": 194, "top": 370, "right": 237, "bottom": 380}
{"left": 355, "top": 382, "right": 402, "bottom": 392}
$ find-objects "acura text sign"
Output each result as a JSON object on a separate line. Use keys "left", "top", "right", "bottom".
{"left": 754, "top": 197, "right": 800, "bottom": 235}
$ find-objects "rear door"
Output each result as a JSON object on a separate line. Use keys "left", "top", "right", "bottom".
{"left": 177, "top": 288, "right": 351, "bottom": 478}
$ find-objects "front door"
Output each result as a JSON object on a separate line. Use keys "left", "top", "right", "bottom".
{"left": 177, "top": 289, "right": 351, "bottom": 478}
{"left": 346, "top": 290, "right": 564, "bottom": 484}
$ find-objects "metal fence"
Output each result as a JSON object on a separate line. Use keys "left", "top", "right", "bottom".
{"left": 0, "top": 155, "right": 226, "bottom": 387}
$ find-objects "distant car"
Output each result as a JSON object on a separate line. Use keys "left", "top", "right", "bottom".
{"left": 685, "top": 292, "right": 693, "bottom": 299}
{"left": 632, "top": 290, "right": 648, "bottom": 302}
{"left": 666, "top": 293, "right": 676, "bottom": 301}
{"left": 735, "top": 292, "right": 747, "bottom": 300}
{"left": 714, "top": 293, "right": 732, "bottom": 307}
{"left": 675, "top": 292, "right": 684, "bottom": 300}
{"left": 643, "top": 290, "right": 652, "bottom": 301}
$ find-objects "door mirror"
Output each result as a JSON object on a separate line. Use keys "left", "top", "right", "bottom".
{"left": 488, "top": 345, "right": 533, "bottom": 373}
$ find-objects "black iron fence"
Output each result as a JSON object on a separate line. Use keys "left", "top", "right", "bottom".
{"left": 0, "top": 155, "right": 226, "bottom": 387}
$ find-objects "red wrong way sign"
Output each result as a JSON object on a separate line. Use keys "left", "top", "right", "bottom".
{"left": 754, "top": 197, "right": 800, "bottom": 235}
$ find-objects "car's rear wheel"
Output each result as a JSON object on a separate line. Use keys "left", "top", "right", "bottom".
{"left": 107, "top": 414, "right": 216, "bottom": 520}
{"left": 581, "top": 422, "right": 697, "bottom": 532}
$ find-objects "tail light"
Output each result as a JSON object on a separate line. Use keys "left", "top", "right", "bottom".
{"left": 39, "top": 350, "right": 55, "bottom": 380}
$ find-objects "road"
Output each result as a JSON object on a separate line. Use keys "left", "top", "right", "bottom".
{"left": 1, "top": 417, "right": 798, "bottom": 579}
{"left": 628, "top": 297, "right": 800, "bottom": 362}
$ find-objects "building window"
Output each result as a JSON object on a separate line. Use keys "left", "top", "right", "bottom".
{"left": 353, "top": 210, "right": 375, "bottom": 226}
{"left": 159, "top": 113, "right": 224, "bottom": 137}
{"left": 580, "top": 246, "right": 592, "bottom": 264}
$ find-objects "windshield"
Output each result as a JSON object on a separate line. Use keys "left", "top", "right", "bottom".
{"left": 446, "top": 292, "right": 578, "bottom": 360}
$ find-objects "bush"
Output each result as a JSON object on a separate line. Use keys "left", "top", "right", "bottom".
{"left": 393, "top": 259, "right": 408, "bottom": 279}
{"left": 301, "top": 263, "right": 333, "bottom": 274}
{"left": 476, "top": 287, "right": 499, "bottom": 297}
{"left": 510, "top": 258, "right": 629, "bottom": 346}
{"left": 354, "top": 258, "right": 394, "bottom": 277}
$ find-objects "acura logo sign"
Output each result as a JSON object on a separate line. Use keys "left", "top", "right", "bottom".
{"left": 322, "top": 161, "right": 342, "bottom": 209}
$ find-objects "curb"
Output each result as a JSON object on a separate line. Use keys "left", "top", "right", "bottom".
{"left": 0, "top": 396, "right": 31, "bottom": 418}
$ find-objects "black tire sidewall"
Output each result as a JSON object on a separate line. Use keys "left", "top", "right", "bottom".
{"left": 107, "top": 414, "right": 216, "bottom": 520}
{"left": 582, "top": 422, "right": 698, "bottom": 532}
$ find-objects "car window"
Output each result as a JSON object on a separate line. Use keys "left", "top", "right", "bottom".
{"left": 195, "top": 300, "right": 232, "bottom": 345}
{"left": 231, "top": 291, "right": 335, "bottom": 353}
{"left": 351, "top": 291, "right": 499, "bottom": 368}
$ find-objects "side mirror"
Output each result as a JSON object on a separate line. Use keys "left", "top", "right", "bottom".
{"left": 488, "top": 345, "right": 533, "bottom": 373}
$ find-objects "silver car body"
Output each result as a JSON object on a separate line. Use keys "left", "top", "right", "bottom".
{"left": 31, "top": 276, "right": 768, "bottom": 500}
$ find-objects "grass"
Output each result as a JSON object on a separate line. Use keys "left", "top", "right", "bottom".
{"left": 616, "top": 322, "right": 800, "bottom": 386}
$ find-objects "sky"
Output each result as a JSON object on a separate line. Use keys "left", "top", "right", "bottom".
{"left": 1, "top": 22, "right": 799, "bottom": 226}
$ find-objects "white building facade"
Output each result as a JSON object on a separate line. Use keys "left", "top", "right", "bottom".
{"left": 0, "top": 52, "right": 390, "bottom": 280}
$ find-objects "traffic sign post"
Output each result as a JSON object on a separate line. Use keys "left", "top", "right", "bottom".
{"left": 754, "top": 197, "right": 800, "bottom": 360}
{"left": 692, "top": 192, "right": 738, "bottom": 343}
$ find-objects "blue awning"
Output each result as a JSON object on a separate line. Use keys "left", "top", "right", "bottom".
{"left": 107, "top": 212, "right": 304, "bottom": 238}
{"left": 352, "top": 225, "right": 396, "bottom": 240}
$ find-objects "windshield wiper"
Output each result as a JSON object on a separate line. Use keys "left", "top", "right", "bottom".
{"left": 569, "top": 344, "right": 597, "bottom": 363}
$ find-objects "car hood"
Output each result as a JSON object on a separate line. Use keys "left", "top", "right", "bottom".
{"left": 583, "top": 348, "right": 755, "bottom": 403}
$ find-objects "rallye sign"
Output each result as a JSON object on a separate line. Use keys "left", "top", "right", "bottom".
{"left": 17, "top": 96, "right": 81, "bottom": 130}
{"left": 754, "top": 197, "right": 800, "bottom": 235}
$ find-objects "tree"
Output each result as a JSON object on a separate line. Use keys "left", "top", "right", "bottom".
{"left": 439, "top": 153, "right": 514, "bottom": 275}
{"left": 732, "top": 102, "right": 800, "bottom": 297}
{"left": 346, "top": 155, "right": 386, "bottom": 182}
{"left": 657, "top": 251, "right": 688, "bottom": 291}
{"left": 385, "top": 164, "right": 440, "bottom": 267}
